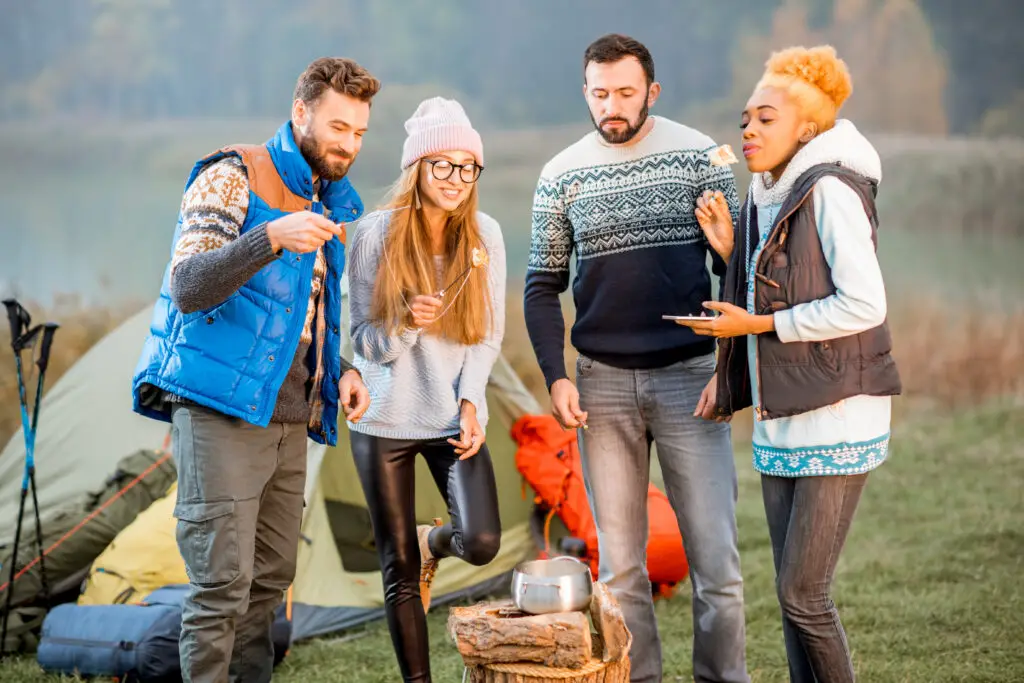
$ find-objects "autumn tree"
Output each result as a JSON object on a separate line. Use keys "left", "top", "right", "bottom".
{"left": 690, "top": 0, "right": 949, "bottom": 135}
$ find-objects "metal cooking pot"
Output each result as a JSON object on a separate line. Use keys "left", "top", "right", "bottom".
{"left": 511, "top": 556, "right": 593, "bottom": 615}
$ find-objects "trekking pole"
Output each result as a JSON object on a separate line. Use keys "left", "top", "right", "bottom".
{"left": 1, "top": 298, "right": 32, "bottom": 654}
{"left": 0, "top": 299, "right": 57, "bottom": 655}
{"left": 27, "top": 324, "right": 57, "bottom": 604}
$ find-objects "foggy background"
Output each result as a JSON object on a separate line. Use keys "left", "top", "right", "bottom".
{"left": 1, "top": 0, "right": 1022, "bottom": 305}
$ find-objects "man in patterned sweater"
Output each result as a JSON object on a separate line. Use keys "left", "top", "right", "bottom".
{"left": 132, "top": 58, "right": 376, "bottom": 683}
{"left": 524, "top": 35, "right": 749, "bottom": 682}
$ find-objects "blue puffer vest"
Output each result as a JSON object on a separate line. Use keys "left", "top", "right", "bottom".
{"left": 132, "top": 121, "right": 364, "bottom": 446}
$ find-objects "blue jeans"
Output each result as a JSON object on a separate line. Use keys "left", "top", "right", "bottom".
{"left": 576, "top": 352, "right": 749, "bottom": 683}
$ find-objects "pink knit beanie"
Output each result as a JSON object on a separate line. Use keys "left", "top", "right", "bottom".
{"left": 401, "top": 97, "right": 484, "bottom": 169}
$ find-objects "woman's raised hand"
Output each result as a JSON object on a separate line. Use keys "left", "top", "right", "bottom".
{"left": 695, "top": 190, "right": 735, "bottom": 262}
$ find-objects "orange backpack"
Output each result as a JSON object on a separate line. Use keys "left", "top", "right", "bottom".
{"left": 511, "top": 414, "right": 689, "bottom": 593}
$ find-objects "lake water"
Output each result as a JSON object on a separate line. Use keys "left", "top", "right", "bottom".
{"left": 2, "top": 128, "right": 1021, "bottom": 308}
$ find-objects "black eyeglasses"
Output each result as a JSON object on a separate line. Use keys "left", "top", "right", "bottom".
{"left": 424, "top": 159, "right": 483, "bottom": 183}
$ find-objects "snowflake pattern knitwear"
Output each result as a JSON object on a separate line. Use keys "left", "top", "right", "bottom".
{"left": 524, "top": 116, "right": 740, "bottom": 388}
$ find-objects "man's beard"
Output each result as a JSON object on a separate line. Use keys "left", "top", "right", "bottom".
{"left": 299, "top": 130, "right": 353, "bottom": 182}
{"left": 591, "top": 99, "right": 650, "bottom": 144}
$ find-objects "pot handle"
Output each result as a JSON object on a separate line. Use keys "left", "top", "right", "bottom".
{"left": 520, "top": 582, "right": 564, "bottom": 594}
{"left": 553, "top": 555, "right": 592, "bottom": 585}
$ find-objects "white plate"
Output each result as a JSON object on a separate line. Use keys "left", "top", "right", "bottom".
{"left": 662, "top": 314, "right": 715, "bottom": 322}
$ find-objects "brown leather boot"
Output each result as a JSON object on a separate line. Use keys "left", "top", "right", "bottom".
{"left": 417, "top": 517, "right": 443, "bottom": 613}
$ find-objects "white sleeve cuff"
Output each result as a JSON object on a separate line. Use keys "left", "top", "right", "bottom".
{"left": 458, "top": 389, "right": 486, "bottom": 415}
{"left": 773, "top": 309, "right": 801, "bottom": 343}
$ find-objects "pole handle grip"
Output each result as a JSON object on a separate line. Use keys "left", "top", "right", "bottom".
{"left": 37, "top": 323, "right": 59, "bottom": 373}
{"left": 2, "top": 298, "right": 30, "bottom": 350}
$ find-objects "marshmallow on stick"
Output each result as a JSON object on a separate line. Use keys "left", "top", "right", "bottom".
{"left": 471, "top": 247, "right": 489, "bottom": 269}
{"left": 438, "top": 247, "right": 490, "bottom": 298}
{"left": 709, "top": 144, "right": 739, "bottom": 166}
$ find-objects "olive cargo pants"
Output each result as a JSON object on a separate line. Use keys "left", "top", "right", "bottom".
{"left": 171, "top": 403, "right": 307, "bottom": 683}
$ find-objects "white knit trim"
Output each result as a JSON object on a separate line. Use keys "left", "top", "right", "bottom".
{"left": 750, "top": 119, "right": 881, "bottom": 207}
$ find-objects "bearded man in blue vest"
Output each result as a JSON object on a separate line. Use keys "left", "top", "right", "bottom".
{"left": 132, "top": 57, "right": 379, "bottom": 683}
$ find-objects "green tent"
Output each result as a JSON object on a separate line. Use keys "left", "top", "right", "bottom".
{"left": 0, "top": 279, "right": 542, "bottom": 641}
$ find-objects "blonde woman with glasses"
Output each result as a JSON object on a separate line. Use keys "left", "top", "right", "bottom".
{"left": 345, "top": 97, "right": 505, "bottom": 683}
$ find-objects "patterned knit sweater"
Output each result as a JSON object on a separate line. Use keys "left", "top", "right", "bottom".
{"left": 167, "top": 155, "right": 351, "bottom": 425}
{"left": 346, "top": 209, "right": 506, "bottom": 440}
{"left": 524, "top": 116, "right": 739, "bottom": 388}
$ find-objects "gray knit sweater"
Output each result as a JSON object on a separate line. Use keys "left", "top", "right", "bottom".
{"left": 346, "top": 209, "right": 506, "bottom": 440}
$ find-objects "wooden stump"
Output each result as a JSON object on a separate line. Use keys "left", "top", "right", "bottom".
{"left": 465, "top": 656, "right": 630, "bottom": 683}
{"left": 451, "top": 584, "right": 633, "bottom": 681}
{"left": 448, "top": 600, "right": 593, "bottom": 669}
{"left": 589, "top": 582, "right": 630, "bottom": 662}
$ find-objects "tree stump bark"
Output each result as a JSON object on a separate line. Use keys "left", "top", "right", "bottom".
{"left": 589, "top": 582, "right": 630, "bottom": 662}
{"left": 464, "top": 656, "right": 630, "bottom": 683}
{"left": 448, "top": 600, "right": 593, "bottom": 669}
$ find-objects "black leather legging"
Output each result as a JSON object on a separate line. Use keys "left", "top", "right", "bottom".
{"left": 350, "top": 432, "right": 502, "bottom": 683}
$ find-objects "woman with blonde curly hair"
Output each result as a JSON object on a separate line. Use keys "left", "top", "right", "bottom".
{"left": 676, "top": 45, "right": 901, "bottom": 681}
{"left": 346, "top": 96, "right": 505, "bottom": 683}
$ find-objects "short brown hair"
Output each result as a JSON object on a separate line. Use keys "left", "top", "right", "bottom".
{"left": 584, "top": 34, "right": 655, "bottom": 85}
{"left": 294, "top": 57, "right": 381, "bottom": 106}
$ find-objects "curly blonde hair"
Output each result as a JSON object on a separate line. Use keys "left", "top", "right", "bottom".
{"left": 755, "top": 45, "right": 853, "bottom": 132}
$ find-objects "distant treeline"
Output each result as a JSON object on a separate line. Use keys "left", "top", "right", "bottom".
{"left": 0, "top": 0, "right": 1021, "bottom": 135}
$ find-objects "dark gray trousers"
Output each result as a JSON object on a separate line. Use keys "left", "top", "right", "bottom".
{"left": 761, "top": 473, "right": 869, "bottom": 683}
{"left": 171, "top": 404, "right": 307, "bottom": 683}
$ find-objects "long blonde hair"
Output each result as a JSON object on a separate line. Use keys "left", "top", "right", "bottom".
{"left": 371, "top": 161, "right": 492, "bottom": 345}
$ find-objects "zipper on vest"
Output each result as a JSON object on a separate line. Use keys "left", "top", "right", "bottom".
{"left": 753, "top": 186, "right": 815, "bottom": 420}
{"left": 311, "top": 193, "right": 334, "bottom": 442}
{"left": 754, "top": 337, "right": 764, "bottom": 421}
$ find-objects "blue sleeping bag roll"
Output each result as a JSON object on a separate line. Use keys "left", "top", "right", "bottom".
{"left": 36, "top": 602, "right": 182, "bottom": 681}
{"left": 37, "top": 585, "right": 292, "bottom": 680}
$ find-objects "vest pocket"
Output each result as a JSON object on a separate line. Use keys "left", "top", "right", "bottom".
{"left": 811, "top": 341, "right": 843, "bottom": 381}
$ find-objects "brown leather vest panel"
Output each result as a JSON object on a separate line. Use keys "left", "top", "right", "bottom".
{"left": 201, "top": 144, "right": 346, "bottom": 243}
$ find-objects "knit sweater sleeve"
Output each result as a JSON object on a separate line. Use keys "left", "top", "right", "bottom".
{"left": 169, "top": 157, "right": 278, "bottom": 314}
{"left": 347, "top": 213, "right": 422, "bottom": 365}
{"left": 773, "top": 177, "right": 888, "bottom": 342}
{"left": 524, "top": 171, "right": 573, "bottom": 390}
{"left": 457, "top": 216, "right": 506, "bottom": 412}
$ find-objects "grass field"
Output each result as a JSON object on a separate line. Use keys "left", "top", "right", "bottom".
{"left": 1, "top": 398, "right": 1021, "bottom": 682}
